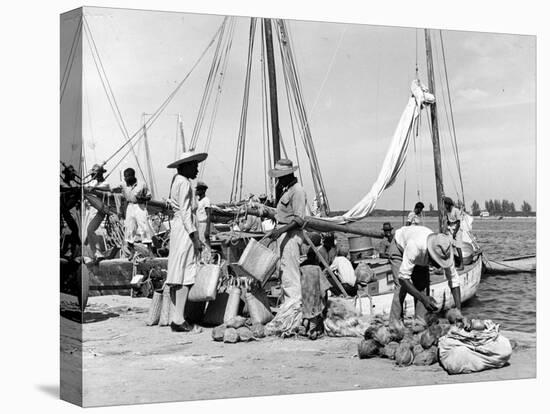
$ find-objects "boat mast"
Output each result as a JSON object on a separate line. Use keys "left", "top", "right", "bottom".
{"left": 425, "top": 29, "right": 446, "bottom": 233}
{"left": 263, "top": 18, "right": 281, "bottom": 164}
{"left": 177, "top": 113, "right": 187, "bottom": 152}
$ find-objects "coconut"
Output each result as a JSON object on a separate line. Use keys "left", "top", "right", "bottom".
{"left": 420, "top": 330, "right": 436, "bottom": 349}
{"left": 428, "top": 323, "right": 444, "bottom": 340}
{"left": 223, "top": 327, "right": 240, "bottom": 343}
{"left": 424, "top": 313, "right": 440, "bottom": 327}
{"left": 395, "top": 343, "right": 414, "bottom": 366}
{"left": 373, "top": 326, "right": 392, "bottom": 346}
{"left": 399, "top": 338, "right": 415, "bottom": 350}
{"left": 446, "top": 308, "right": 464, "bottom": 324}
{"left": 237, "top": 326, "right": 254, "bottom": 342}
{"left": 411, "top": 319, "right": 427, "bottom": 334}
{"left": 383, "top": 342, "right": 400, "bottom": 360}
{"left": 388, "top": 320, "right": 406, "bottom": 342}
{"left": 212, "top": 325, "right": 226, "bottom": 342}
{"left": 414, "top": 346, "right": 438, "bottom": 366}
{"left": 363, "top": 324, "right": 381, "bottom": 340}
{"left": 358, "top": 339, "right": 379, "bottom": 359}
{"left": 251, "top": 323, "right": 266, "bottom": 338}
{"left": 225, "top": 316, "right": 247, "bottom": 329}
{"left": 412, "top": 344, "right": 425, "bottom": 357}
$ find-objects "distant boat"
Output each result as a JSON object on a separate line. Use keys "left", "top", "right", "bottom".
{"left": 480, "top": 211, "right": 490, "bottom": 218}
{"left": 483, "top": 255, "right": 536, "bottom": 274}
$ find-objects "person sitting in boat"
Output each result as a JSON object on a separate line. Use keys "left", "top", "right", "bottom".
{"left": 444, "top": 196, "right": 464, "bottom": 270}
{"left": 268, "top": 159, "right": 307, "bottom": 305}
{"left": 318, "top": 233, "right": 337, "bottom": 268}
{"left": 330, "top": 245, "right": 357, "bottom": 296}
{"left": 165, "top": 150, "right": 207, "bottom": 332}
{"left": 111, "top": 168, "right": 154, "bottom": 257}
{"left": 406, "top": 202, "right": 424, "bottom": 226}
{"left": 388, "top": 225, "right": 462, "bottom": 325}
{"left": 377, "top": 222, "right": 394, "bottom": 259}
{"left": 195, "top": 181, "right": 212, "bottom": 260}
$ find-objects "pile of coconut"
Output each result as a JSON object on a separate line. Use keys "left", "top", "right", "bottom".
{"left": 211, "top": 316, "right": 267, "bottom": 344}
{"left": 357, "top": 309, "right": 466, "bottom": 366}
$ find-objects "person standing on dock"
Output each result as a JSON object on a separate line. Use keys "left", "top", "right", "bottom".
{"left": 112, "top": 168, "right": 154, "bottom": 256}
{"left": 377, "top": 222, "right": 394, "bottom": 259}
{"left": 165, "top": 151, "right": 207, "bottom": 332}
{"left": 195, "top": 181, "right": 211, "bottom": 261}
{"left": 388, "top": 225, "right": 462, "bottom": 325}
{"left": 444, "top": 196, "right": 464, "bottom": 270}
{"left": 268, "top": 159, "right": 307, "bottom": 304}
{"left": 406, "top": 202, "right": 424, "bottom": 226}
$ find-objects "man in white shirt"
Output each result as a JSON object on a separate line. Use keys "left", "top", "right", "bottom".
{"left": 406, "top": 201, "right": 424, "bottom": 226}
{"left": 195, "top": 181, "right": 211, "bottom": 260}
{"left": 388, "top": 225, "right": 462, "bottom": 324}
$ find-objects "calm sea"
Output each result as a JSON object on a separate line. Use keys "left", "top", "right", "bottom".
{"left": 349, "top": 216, "right": 537, "bottom": 333}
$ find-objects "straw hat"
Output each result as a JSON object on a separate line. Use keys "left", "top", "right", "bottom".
{"left": 382, "top": 222, "right": 393, "bottom": 231}
{"left": 268, "top": 159, "right": 298, "bottom": 178}
{"left": 167, "top": 150, "right": 208, "bottom": 168}
{"left": 427, "top": 233, "right": 454, "bottom": 268}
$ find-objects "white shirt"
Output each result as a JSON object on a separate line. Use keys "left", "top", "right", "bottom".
{"left": 394, "top": 225, "right": 459, "bottom": 288}
{"left": 197, "top": 196, "right": 211, "bottom": 223}
{"left": 330, "top": 256, "right": 356, "bottom": 285}
{"left": 407, "top": 211, "right": 421, "bottom": 225}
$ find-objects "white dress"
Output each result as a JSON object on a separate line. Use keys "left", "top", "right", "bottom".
{"left": 165, "top": 175, "right": 198, "bottom": 286}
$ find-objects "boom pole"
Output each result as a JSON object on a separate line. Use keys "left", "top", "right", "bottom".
{"left": 425, "top": 29, "right": 446, "bottom": 233}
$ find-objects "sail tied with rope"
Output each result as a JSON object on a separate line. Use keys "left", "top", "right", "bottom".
{"left": 341, "top": 79, "right": 435, "bottom": 221}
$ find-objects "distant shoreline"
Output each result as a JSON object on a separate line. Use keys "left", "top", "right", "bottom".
{"left": 329, "top": 210, "right": 536, "bottom": 218}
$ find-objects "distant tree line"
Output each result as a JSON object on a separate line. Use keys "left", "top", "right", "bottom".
{"left": 470, "top": 199, "right": 533, "bottom": 216}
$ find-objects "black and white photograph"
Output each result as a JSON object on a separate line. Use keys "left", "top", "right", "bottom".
{"left": 57, "top": 3, "right": 538, "bottom": 409}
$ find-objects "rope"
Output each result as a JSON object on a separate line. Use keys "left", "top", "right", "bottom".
{"left": 96, "top": 19, "right": 226, "bottom": 176}
{"left": 82, "top": 16, "right": 147, "bottom": 183}
{"left": 60, "top": 16, "right": 83, "bottom": 103}
{"left": 230, "top": 18, "right": 257, "bottom": 202}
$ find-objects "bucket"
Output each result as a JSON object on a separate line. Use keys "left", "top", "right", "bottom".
{"left": 236, "top": 238, "right": 279, "bottom": 283}
{"left": 348, "top": 235, "right": 374, "bottom": 254}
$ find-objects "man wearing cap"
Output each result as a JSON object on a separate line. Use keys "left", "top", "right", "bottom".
{"left": 444, "top": 196, "right": 464, "bottom": 270}
{"left": 406, "top": 202, "right": 424, "bottom": 226}
{"left": 388, "top": 225, "right": 462, "bottom": 324}
{"left": 377, "top": 222, "right": 394, "bottom": 259}
{"left": 268, "top": 159, "right": 307, "bottom": 303}
{"left": 165, "top": 151, "right": 208, "bottom": 332}
{"left": 195, "top": 181, "right": 211, "bottom": 261}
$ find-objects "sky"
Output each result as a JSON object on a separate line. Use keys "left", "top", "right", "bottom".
{"left": 61, "top": 6, "right": 536, "bottom": 212}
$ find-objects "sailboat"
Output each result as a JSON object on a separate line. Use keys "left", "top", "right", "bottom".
{"left": 62, "top": 13, "right": 483, "bottom": 314}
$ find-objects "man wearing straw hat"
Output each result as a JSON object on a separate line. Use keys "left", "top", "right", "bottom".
{"left": 268, "top": 159, "right": 307, "bottom": 304}
{"left": 388, "top": 225, "right": 462, "bottom": 325}
{"left": 165, "top": 150, "right": 208, "bottom": 332}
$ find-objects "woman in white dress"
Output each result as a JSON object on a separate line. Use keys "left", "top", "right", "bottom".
{"left": 165, "top": 151, "right": 208, "bottom": 332}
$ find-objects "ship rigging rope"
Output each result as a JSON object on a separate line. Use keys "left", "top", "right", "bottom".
{"left": 199, "top": 18, "right": 237, "bottom": 179}
{"left": 94, "top": 19, "right": 226, "bottom": 178}
{"left": 439, "top": 30, "right": 466, "bottom": 208}
{"left": 230, "top": 18, "right": 257, "bottom": 202}
{"left": 60, "top": 16, "right": 83, "bottom": 103}
{"left": 260, "top": 21, "right": 270, "bottom": 195}
{"left": 190, "top": 17, "right": 229, "bottom": 150}
{"left": 276, "top": 20, "right": 329, "bottom": 211}
{"left": 82, "top": 16, "right": 147, "bottom": 183}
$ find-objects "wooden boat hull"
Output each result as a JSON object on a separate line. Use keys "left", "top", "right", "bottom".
{"left": 483, "top": 256, "right": 536, "bottom": 274}
{"left": 354, "top": 254, "right": 483, "bottom": 317}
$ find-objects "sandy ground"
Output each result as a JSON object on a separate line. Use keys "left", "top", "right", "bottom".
{"left": 60, "top": 294, "right": 536, "bottom": 407}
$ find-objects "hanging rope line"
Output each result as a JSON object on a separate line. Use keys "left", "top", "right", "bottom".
{"left": 230, "top": 18, "right": 257, "bottom": 202}
{"left": 275, "top": 20, "right": 330, "bottom": 213}
{"left": 60, "top": 16, "right": 83, "bottom": 103}
{"left": 190, "top": 17, "right": 229, "bottom": 150}
{"left": 95, "top": 19, "right": 225, "bottom": 178}
{"left": 82, "top": 16, "right": 147, "bottom": 182}
{"left": 439, "top": 30, "right": 466, "bottom": 208}
{"left": 199, "top": 17, "right": 237, "bottom": 179}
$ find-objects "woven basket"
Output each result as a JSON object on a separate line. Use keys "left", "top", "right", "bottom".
{"left": 236, "top": 238, "right": 279, "bottom": 283}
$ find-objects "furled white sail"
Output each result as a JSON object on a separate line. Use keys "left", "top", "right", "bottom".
{"left": 340, "top": 80, "right": 435, "bottom": 220}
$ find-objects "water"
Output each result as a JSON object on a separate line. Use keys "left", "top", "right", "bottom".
{"left": 345, "top": 216, "right": 537, "bottom": 333}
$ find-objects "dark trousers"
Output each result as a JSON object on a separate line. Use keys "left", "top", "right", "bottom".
{"left": 388, "top": 239, "right": 430, "bottom": 322}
